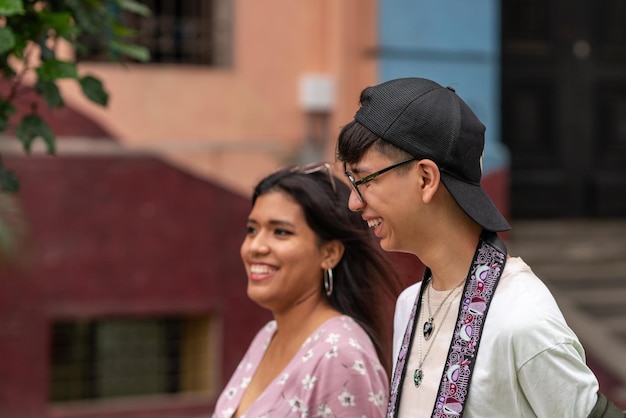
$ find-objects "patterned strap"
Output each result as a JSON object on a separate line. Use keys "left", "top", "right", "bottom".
{"left": 386, "top": 272, "right": 427, "bottom": 418}
{"left": 387, "top": 231, "right": 507, "bottom": 418}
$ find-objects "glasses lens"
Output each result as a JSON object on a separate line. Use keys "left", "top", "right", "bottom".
{"left": 346, "top": 173, "right": 364, "bottom": 202}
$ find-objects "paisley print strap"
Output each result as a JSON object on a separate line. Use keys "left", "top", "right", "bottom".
{"left": 387, "top": 231, "right": 507, "bottom": 418}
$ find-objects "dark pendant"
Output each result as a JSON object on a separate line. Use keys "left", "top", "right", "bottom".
{"left": 423, "top": 319, "right": 434, "bottom": 340}
{"left": 414, "top": 368, "right": 424, "bottom": 388}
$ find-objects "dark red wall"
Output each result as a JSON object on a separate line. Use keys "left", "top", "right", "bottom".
{"left": 0, "top": 153, "right": 271, "bottom": 418}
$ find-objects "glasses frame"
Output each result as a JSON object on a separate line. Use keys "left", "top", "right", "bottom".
{"left": 290, "top": 162, "right": 337, "bottom": 193}
{"left": 345, "top": 157, "right": 417, "bottom": 202}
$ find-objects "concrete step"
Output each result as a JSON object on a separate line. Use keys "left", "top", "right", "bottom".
{"left": 507, "top": 219, "right": 626, "bottom": 408}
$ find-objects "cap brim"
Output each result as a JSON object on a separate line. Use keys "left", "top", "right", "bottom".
{"left": 441, "top": 173, "right": 511, "bottom": 232}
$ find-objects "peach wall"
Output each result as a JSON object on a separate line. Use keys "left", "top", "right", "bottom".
{"left": 55, "top": 0, "right": 377, "bottom": 196}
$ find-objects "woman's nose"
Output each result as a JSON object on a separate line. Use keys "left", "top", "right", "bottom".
{"left": 248, "top": 234, "right": 270, "bottom": 254}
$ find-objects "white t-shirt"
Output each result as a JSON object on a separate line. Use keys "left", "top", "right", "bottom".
{"left": 392, "top": 257, "right": 599, "bottom": 418}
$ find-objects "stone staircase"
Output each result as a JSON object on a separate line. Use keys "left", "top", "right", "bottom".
{"left": 507, "top": 219, "right": 626, "bottom": 408}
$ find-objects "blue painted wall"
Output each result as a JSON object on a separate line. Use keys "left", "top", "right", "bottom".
{"left": 378, "top": 0, "right": 508, "bottom": 175}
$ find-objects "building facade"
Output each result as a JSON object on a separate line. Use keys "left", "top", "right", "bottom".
{"left": 3, "top": 1, "right": 583, "bottom": 416}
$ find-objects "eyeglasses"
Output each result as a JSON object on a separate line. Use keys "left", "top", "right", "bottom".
{"left": 345, "top": 157, "right": 416, "bottom": 202}
{"left": 290, "top": 162, "right": 337, "bottom": 193}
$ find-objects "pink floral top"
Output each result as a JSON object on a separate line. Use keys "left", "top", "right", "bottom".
{"left": 212, "top": 315, "right": 389, "bottom": 418}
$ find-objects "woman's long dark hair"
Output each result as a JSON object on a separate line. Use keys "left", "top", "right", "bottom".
{"left": 251, "top": 165, "right": 404, "bottom": 375}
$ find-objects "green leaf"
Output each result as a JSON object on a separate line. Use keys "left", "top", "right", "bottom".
{"left": 8, "top": 37, "right": 27, "bottom": 59}
{"left": 0, "top": 53, "right": 16, "bottom": 77}
{"left": 37, "top": 37, "right": 55, "bottom": 60}
{"left": 0, "top": 167, "right": 19, "bottom": 193}
{"left": 0, "top": 27, "right": 16, "bottom": 54}
{"left": 66, "top": 0, "right": 107, "bottom": 35}
{"left": 0, "top": 98, "right": 17, "bottom": 117}
{"left": 36, "top": 59, "right": 79, "bottom": 80}
{"left": 79, "top": 75, "right": 109, "bottom": 106}
{"left": 119, "top": 0, "right": 151, "bottom": 17}
{"left": 38, "top": 11, "right": 78, "bottom": 38}
{"left": 110, "top": 21, "right": 137, "bottom": 38}
{"left": 0, "top": 0, "right": 25, "bottom": 16}
{"left": 0, "top": 192, "right": 29, "bottom": 265}
{"left": 110, "top": 40, "right": 150, "bottom": 62}
{"left": 0, "top": 99, "right": 16, "bottom": 132}
{"left": 0, "top": 115, "right": 8, "bottom": 133}
{"left": 36, "top": 58, "right": 79, "bottom": 80}
{"left": 35, "top": 79, "right": 64, "bottom": 108}
{"left": 16, "top": 114, "right": 56, "bottom": 154}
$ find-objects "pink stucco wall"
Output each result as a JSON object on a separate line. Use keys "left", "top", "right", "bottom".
{"left": 54, "top": 0, "right": 378, "bottom": 196}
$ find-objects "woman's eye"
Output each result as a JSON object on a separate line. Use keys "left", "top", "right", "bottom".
{"left": 245, "top": 225, "right": 256, "bottom": 235}
{"left": 274, "top": 228, "right": 293, "bottom": 236}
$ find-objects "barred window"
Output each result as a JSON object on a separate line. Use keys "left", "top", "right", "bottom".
{"left": 49, "top": 315, "right": 217, "bottom": 402}
{"left": 79, "top": 0, "right": 233, "bottom": 66}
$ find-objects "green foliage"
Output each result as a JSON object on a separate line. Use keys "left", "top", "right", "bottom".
{"left": 0, "top": 190, "right": 28, "bottom": 265}
{"left": 79, "top": 75, "right": 108, "bottom": 106}
{"left": 0, "top": 155, "right": 23, "bottom": 264}
{"left": 16, "top": 114, "right": 55, "bottom": 154}
{"left": 0, "top": 0, "right": 151, "bottom": 186}
{"left": 0, "top": 155, "right": 18, "bottom": 193}
{"left": 35, "top": 79, "right": 64, "bottom": 108}
{"left": 0, "top": 27, "right": 17, "bottom": 54}
{"left": 0, "top": 0, "right": 151, "bottom": 262}
{"left": 0, "top": 0, "right": 24, "bottom": 17}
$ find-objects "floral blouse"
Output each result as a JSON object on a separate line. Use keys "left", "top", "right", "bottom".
{"left": 212, "top": 315, "right": 389, "bottom": 418}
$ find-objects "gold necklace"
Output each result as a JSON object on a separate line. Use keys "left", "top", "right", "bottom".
{"left": 414, "top": 278, "right": 465, "bottom": 388}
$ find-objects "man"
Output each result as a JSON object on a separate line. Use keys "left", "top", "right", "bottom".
{"left": 336, "top": 77, "right": 620, "bottom": 417}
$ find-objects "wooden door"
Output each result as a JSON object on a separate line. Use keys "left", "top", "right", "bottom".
{"left": 502, "top": 0, "right": 626, "bottom": 217}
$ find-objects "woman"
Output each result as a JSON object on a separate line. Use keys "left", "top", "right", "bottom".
{"left": 213, "top": 163, "right": 403, "bottom": 418}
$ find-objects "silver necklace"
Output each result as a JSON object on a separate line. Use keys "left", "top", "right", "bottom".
{"left": 414, "top": 278, "right": 465, "bottom": 388}
{"left": 423, "top": 277, "right": 465, "bottom": 340}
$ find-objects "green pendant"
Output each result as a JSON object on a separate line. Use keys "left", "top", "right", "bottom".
{"left": 413, "top": 368, "right": 424, "bottom": 388}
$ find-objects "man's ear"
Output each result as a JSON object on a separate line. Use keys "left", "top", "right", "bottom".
{"left": 321, "top": 240, "right": 345, "bottom": 270}
{"left": 417, "top": 159, "right": 441, "bottom": 203}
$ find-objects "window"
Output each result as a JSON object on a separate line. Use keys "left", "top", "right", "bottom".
{"left": 49, "top": 315, "right": 217, "bottom": 402}
{"left": 79, "top": 0, "right": 233, "bottom": 66}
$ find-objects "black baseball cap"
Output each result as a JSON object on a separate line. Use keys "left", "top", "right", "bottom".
{"left": 354, "top": 77, "right": 511, "bottom": 232}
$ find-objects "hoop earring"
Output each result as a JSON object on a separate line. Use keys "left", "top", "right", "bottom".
{"left": 324, "top": 268, "right": 334, "bottom": 297}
